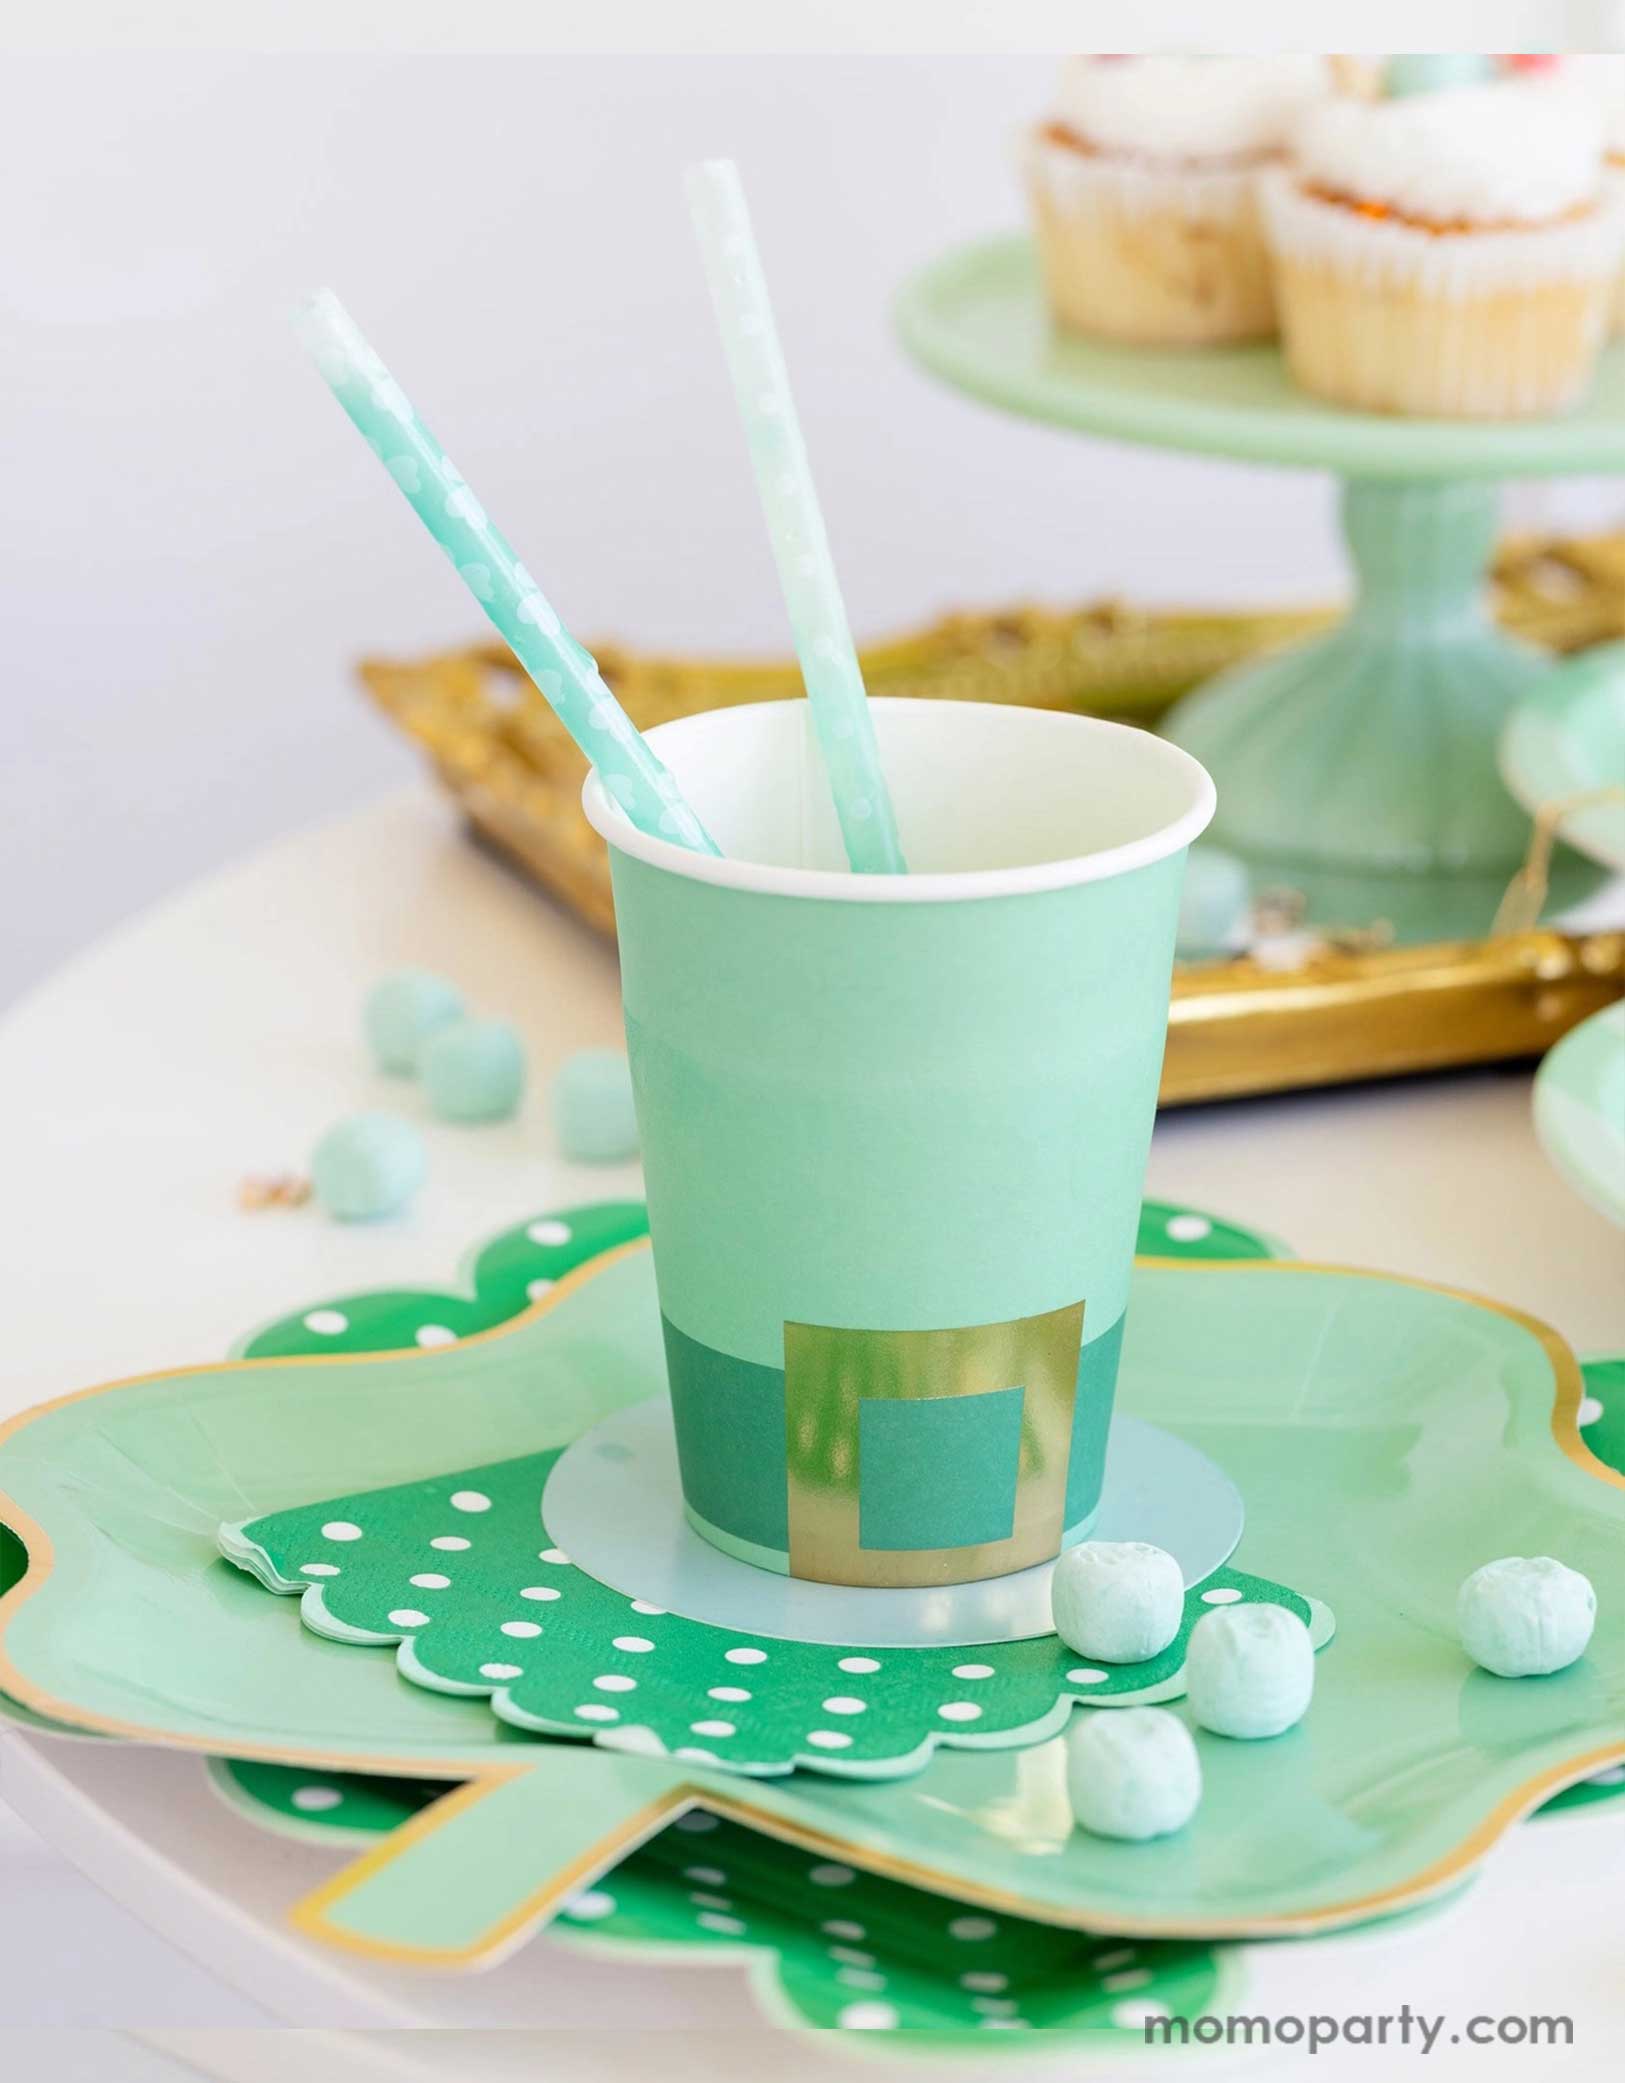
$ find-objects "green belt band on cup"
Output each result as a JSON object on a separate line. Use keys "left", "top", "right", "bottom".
{"left": 664, "top": 1312, "right": 1124, "bottom": 1585}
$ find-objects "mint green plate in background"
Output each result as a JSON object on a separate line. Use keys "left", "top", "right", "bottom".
{"left": 2, "top": 1221, "right": 1621, "bottom": 1948}
{"left": 1534, "top": 1003, "right": 1625, "bottom": 1228}
{"left": 1500, "top": 642, "right": 1625, "bottom": 875}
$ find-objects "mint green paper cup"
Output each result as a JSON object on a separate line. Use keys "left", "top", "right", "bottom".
{"left": 584, "top": 699, "right": 1213, "bottom": 1589}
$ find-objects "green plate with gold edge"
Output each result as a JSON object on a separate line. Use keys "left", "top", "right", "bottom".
{"left": 3, "top": 1197, "right": 1254, "bottom": 2042}
{"left": 2, "top": 1199, "right": 1621, "bottom": 1958}
{"left": 1533, "top": 1003, "right": 1625, "bottom": 1229}
{"left": 0, "top": 1191, "right": 1264, "bottom": 1756}
{"left": 207, "top": 1767, "right": 1228, "bottom": 2042}
{"left": 1500, "top": 641, "right": 1625, "bottom": 875}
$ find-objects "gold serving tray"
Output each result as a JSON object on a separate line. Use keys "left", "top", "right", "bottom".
{"left": 359, "top": 531, "right": 1625, "bottom": 1105}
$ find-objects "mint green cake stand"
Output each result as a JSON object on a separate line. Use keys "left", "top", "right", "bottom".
{"left": 895, "top": 236, "right": 1625, "bottom": 942}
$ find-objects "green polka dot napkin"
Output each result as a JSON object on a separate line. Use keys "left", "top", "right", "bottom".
{"left": 224, "top": 1446, "right": 1321, "bottom": 1778}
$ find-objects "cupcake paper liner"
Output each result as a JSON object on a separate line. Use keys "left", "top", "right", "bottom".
{"left": 1260, "top": 168, "right": 1624, "bottom": 418}
{"left": 1025, "top": 130, "right": 1278, "bottom": 345}
{"left": 1608, "top": 163, "right": 1625, "bottom": 334}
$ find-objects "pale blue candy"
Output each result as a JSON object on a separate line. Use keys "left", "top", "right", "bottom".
{"left": 363, "top": 970, "right": 465, "bottom": 1074}
{"left": 1051, "top": 1540, "right": 1184, "bottom": 1664}
{"left": 1458, "top": 1556, "right": 1597, "bottom": 1678}
{"left": 1176, "top": 845, "right": 1250, "bottom": 959}
{"left": 311, "top": 1112, "right": 426, "bottom": 1222}
{"left": 421, "top": 1018, "right": 526, "bottom": 1123}
{"left": 1066, "top": 1707, "right": 1201, "bottom": 1841}
{"left": 1186, "top": 1602, "right": 1314, "bottom": 1739}
{"left": 1383, "top": 54, "right": 1496, "bottom": 98}
{"left": 553, "top": 1048, "right": 639, "bottom": 1164}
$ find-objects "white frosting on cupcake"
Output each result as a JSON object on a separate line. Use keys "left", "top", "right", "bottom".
{"left": 1055, "top": 55, "right": 1326, "bottom": 164}
{"left": 1290, "top": 82, "right": 1604, "bottom": 224}
{"left": 1263, "top": 164, "right": 1625, "bottom": 297}
{"left": 1564, "top": 54, "right": 1625, "bottom": 157}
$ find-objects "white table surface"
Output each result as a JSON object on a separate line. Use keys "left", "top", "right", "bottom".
{"left": 2, "top": 786, "right": 1622, "bottom": 2076}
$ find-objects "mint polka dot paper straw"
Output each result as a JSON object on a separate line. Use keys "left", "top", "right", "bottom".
{"left": 686, "top": 162, "right": 906, "bottom": 875}
{"left": 295, "top": 289, "right": 719, "bottom": 857}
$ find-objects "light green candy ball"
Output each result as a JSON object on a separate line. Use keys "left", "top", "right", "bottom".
{"left": 422, "top": 1017, "right": 526, "bottom": 1123}
{"left": 1458, "top": 1556, "right": 1596, "bottom": 1678}
{"left": 1186, "top": 1603, "right": 1314, "bottom": 1739}
{"left": 311, "top": 1112, "right": 426, "bottom": 1222}
{"left": 552, "top": 1048, "right": 639, "bottom": 1163}
{"left": 1383, "top": 54, "right": 1496, "bottom": 98}
{"left": 364, "top": 970, "right": 464, "bottom": 1074}
{"left": 1065, "top": 1706, "right": 1201, "bottom": 1841}
{"left": 1051, "top": 1540, "right": 1184, "bottom": 1664}
{"left": 1176, "top": 846, "right": 1251, "bottom": 960}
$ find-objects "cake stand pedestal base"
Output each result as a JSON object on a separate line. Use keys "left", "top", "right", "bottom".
{"left": 1163, "top": 480, "right": 1603, "bottom": 939}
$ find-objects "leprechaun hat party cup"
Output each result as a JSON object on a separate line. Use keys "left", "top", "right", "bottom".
{"left": 584, "top": 698, "right": 1214, "bottom": 1589}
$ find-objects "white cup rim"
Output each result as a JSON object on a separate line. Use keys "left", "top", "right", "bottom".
{"left": 582, "top": 697, "right": 1215, "bottom": 904}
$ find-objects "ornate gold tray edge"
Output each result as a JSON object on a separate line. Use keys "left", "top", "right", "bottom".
{"left": 358, "top": 534, "right": 1625, "bottom": 1106}
{"left": 1166, "top": 931, "right": 1623, "bottom": 1103}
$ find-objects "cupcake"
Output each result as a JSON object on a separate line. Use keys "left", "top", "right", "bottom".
{"left": 1262, "top": 81, "right": 1623, "bottom": 417}
{"left": 1025, "top": 55, "right": 1328, "bottom": 346}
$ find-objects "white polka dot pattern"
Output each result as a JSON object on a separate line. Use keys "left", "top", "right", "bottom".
{"left": 239, "top": 1330, "right": 1309, "bottom": 1783}
{"left": 839, "top": 2002, "right": 900, "bottom": 2030}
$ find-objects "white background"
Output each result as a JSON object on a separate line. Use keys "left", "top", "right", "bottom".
{"left": 5, "top": 44, "right": 1622, "bottom": 1003}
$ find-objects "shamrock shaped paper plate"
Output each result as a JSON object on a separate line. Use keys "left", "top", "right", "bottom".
{"left": 0, "top": 1190, "right": 1262, "bottom": 1765}
{"left": 209, "top": 1765, "right": 1228, "bottom": 2041}
{"left": 0, "top": 1196, "right": 1250, "bottom": 2039}
{"left": 7, "top": 1210, "right": 1614, "bottom": 2034}
{"left": 2, "top": 1188, "right": 1620, "bottom": 1970}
